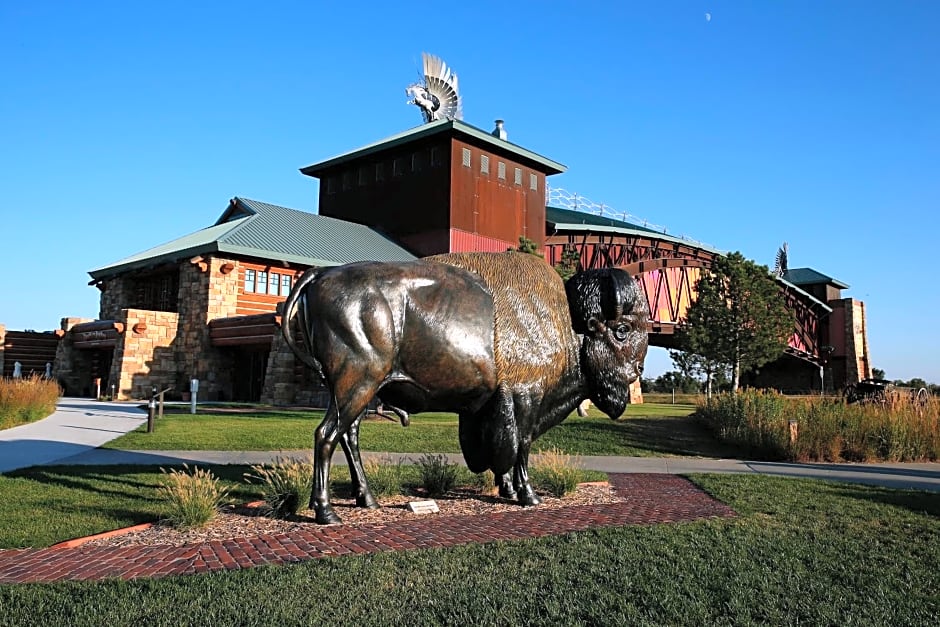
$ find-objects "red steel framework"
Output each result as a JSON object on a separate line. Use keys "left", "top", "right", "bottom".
{"left": 544, "top": 233, "right": 824, "bottom": 363}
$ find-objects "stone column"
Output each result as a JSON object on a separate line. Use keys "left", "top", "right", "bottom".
{"left": 113, "top": 309, "right": 180, "bottom": 399}
{"left": 174, "top": 256, "right": 240, "bottom": 401}
{"left": 52, "top": 317, "right": 94, "bottom": 396}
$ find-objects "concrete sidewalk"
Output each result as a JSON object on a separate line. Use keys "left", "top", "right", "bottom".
{"left": 57, "top": 448, "right": 940, "bottom": 493}
{"left": 0, "top": 398, "right": 146, "bottom": 473}
{"left": 3, "top": 398, "right": 940, "bottom": 493}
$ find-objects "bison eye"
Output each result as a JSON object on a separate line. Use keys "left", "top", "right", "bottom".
{"left": 614, "top": 323, "right": 630, "bottom": 341}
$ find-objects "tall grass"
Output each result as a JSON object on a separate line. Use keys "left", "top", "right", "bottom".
{"left": 157, "top": 465, "right": 230, "bottom": 528}
{"left": 0, "top": 375, "right": 61, "bottom": 430}
{"left": 244, "top": 456, "right": 313, "bottom": 518}
{"left": 697, "top": 390, "right": 940, "bottom": 462}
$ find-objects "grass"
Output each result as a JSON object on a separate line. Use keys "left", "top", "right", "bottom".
{"left": 157, "top": 465, "right": 230, "bottom": 528}
{"left": 0, "top": 475, "right": 938, "bottom": 625}
{"left": 0, "top": 465, "right": 261, "bottom": 548}
{"left": 698, "top": 390, "right": 940, "bottom": 462}
{"left": 103, "top": 403, "right": 732, "bottom": 458}
{"left": 0, "top": 375, "right": 60, "bottom": 430}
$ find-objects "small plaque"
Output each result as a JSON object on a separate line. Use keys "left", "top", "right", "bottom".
{"left": 407, "top": 500, "right": 439, "bottom": 514}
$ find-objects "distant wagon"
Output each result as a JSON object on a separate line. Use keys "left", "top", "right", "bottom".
{"left": 843, "top": 378, "right": 929, "bottom": 412}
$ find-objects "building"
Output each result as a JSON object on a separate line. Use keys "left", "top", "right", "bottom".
{"left": 11, "top": 117, "right": 868, "bottom": 401}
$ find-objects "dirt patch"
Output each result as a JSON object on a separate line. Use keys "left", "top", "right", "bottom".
{"left": 82, "top": 483, "right": 623, "bottom": 548}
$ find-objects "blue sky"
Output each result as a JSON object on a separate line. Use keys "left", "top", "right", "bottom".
{"left": 2, "top": 1, "right": 938, "bottom": 383}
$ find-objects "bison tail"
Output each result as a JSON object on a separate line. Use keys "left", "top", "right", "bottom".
{"left": 281, "top": 267, "right": 325, "bottom": 379}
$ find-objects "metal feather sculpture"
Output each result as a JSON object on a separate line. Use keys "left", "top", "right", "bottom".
{"left": 773, "top": 242, "right": 789, "bottom": 277}
{"left": 406, "top": 53, "right": 463, "bottom": 123}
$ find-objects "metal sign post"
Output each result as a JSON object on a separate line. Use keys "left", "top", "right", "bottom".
{"left": 190, "top": 378, "right": 199, "bottom": 414}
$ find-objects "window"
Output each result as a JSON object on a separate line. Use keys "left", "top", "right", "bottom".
{"left": 480, "top": 154, "right": 489, "bottom": 175}
{"left": 514, "top": 167, "right": 522, "bottom": 185}
{"left": 244, "top": 269, "right": 256, "bottom": 293}
{"left": 393, "top": 157, "right": 404, "bottom": 176}
{"left": 269, "top": 272, "right": 280, "bottom": 294}
{"left": 280, "top": 274, "right": 292, "bottom": 295}
{"left": 326, "top": 177, "right": 336, "bottom": 195}
{"left": 430, "top": 146, "right": 442, "bottom": 167}
{"left": 358, "top": 166, "right": 369, "bottom": 186}
{"left": 497, "top": 162, "right": 506, "bottom": 180}
{"left": 375, "top": 162, "right": 384, "bottom": 182}
{"left": 462, "top": 147, "right": 471, "bottom": 167}
{"left": 257, "top": 271, "right": 268, "bottom": 294}
{"left": 530, "top": 173, "right": 538, "bottom": 191}
{"left": 342, "top": 172, "right": 352, "bottom": 191}
{"left": 411, "top": 151, "right": 423, "bottom": 172}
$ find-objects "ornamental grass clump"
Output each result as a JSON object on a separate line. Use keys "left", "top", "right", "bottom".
{"left": 363, "top": 455, "right": 404, "bottom": 497}
{"left": 698, "top": 390, "right": 940, "bottom": 462}
{"left": 530, "top": 447, "right": 583, "bottom": 497}
{"left": 696, "top": 390, "right": 791, "bottom": 460}
{"left": 245, "top": 455, "right": 313, "bottom": 519}
{"left": 416, "top": 453, "right": 460, "bottom": 496}
{"left": 0, "top": 375, "right": 61, "bottom": 430}
{"left": 158, "top": 464, "right": 229, "bottom": 529}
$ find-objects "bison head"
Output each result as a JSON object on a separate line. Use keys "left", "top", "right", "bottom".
{"left": 566, "top": 268, "right": 649, "bottom": 419}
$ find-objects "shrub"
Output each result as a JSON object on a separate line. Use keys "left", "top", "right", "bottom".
{"left": 530, "top": 447, "right": 583, "bottom": 497}
{"left": 0, "top": 375, "right": 61, "bottom": 430}
{"left": 697, "top": 390, "right": 940, "bottom": 462}
{"left": 363, "top": 456, "right": 404, "bottom": 498}
{"left": 245, "top": 455, "right": 313, "bottom": 519}
{"left": 415, "top": 453, "right": 460, "bottom": 496}
{"left": 158, "top": 464, "right": 229, "bottom": 528}
{"left": 469, "top": 469, "right": 499, "bottom": 496}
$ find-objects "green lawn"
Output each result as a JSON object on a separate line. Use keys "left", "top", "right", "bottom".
{"left": 103, "top": 404, "right": 730, "bottom": 458}
{"left": 1, "top": 475, "right": 937, "bottom": 625}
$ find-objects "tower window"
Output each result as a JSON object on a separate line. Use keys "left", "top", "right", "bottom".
{"left": 497, "top": 162, "right": 506, "bottom": 180}
{"left": 480, "top": 154, "right": 489, "bottom": 175}
{"left": 462, "top": 148, "right": 471, "bottom": 167}
{"left": 529, "top": 173, "right": 538, "bottom": 191}
{"left": 514, "top": 168, "right": 522, "bottom": 185}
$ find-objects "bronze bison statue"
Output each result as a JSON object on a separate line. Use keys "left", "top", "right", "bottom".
{"left": 282, "top": 251, "right": 648, "bottom": 524}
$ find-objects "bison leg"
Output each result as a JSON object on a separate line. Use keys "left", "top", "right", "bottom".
{"left": 513, "top": 441, "right": 542, "bottom": 506}
{"left": 495, "top": 472, "right": 517, "bottom": 500}
{"left": 312, "top": 388, "right": 377, "bottom": 524}
{"left": 339, "top": 415, "right": 379, "bottom": 509}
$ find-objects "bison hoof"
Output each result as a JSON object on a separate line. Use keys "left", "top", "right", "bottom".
{"left": 518, "top": 487, "right": 542, "bottom": 507}
{"left": 315, "top": 506, "right": 342, "bottom": 525}
{"left": 356, "top": 494, "right": 380, "bottom": 509}
{"left": 498, "top": 485, "right": 517, "bottom": 500}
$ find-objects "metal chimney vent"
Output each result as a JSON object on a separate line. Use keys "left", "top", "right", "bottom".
{"left": 492, "top": 119, "right": 507, "bottom": 140}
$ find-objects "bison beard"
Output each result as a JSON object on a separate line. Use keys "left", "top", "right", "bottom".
{"left": 581, "top": 336, "right": 631, "bottom": 419}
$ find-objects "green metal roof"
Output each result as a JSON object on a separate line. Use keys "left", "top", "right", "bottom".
{"left": 783, "top": 267, "right": 849, "bottom": 290}
{"left": 300, "top": 119, "right": 567, "bottom": 176}
{"left": 546, "top": 205, "right": 723, "bottom": 254}
{"left": 89, "top": 197, "right": 416, "bottom": 280}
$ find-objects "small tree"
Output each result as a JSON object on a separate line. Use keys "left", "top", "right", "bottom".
{"left": 669, "top": 349, "right": 728, "bottom": 399}
{"left": 871, "top": 367, "right": 886, "bottom": 380}
{"left": 677, "top": 252, "right": 793, "bottom": 394}
{"left": 554, "top": 244, "right": 581, "bottom": 281}
{"left": 515, "top": 236, "right": 539, "bottom": 255}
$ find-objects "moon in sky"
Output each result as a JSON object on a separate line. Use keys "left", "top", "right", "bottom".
{"left": 705, "top": 12, "right": 712, "bottom": 22}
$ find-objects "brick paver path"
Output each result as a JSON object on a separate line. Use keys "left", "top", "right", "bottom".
{"left": 0, "top": 474, "right": 735, "bottom": 584}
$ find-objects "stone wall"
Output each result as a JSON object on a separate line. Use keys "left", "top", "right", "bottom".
{"left": 261, "top": 316, "right": 330, "bottom": 407}
{"left": 174, "top": 256, "right": 240, "bottom": 401}
{"left": 98, "top": 276, "right": 132, "bottom": 320}
{"left": 111, "top": 309, "right": 180, "bottom": 399}
{"left": 842, "top": 298, "right": 871, "bottom": 384}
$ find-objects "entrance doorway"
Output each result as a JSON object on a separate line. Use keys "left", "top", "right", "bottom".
{"left": 232, "top": 348, "right": 269, "bottom": 402}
